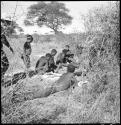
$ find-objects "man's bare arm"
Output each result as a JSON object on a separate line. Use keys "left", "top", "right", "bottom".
{"left": 74, "top": 71, "right": 82, "bottom": 76}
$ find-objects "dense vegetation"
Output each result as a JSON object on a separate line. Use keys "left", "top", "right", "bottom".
{"left": 1, "top": 1, "right": 120, "bottom": 124}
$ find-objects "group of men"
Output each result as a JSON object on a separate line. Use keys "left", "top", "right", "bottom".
{"left": 1, "top": 32, "right": 81, "bottom": 105}
{"left": 1, "top": 33, "right": 79, "bottom": 86}
{"left": 1, "top": 19, "right": 92, "bottom": 100}
{"left": 22, "top": 34, "right": 78, "bottom": 76}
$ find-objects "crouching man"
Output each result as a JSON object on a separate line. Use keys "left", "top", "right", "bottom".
{"left": 35, "top": 53, "right": 52, "bottom": 75}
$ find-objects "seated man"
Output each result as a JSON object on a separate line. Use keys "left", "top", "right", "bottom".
{"left": 56, "top": 45, "right": 72, "bottom": 65}
{"left": 63, "top": 45, "right": 74, "bottom": 63}
{"left": 55, "top": 49, "right": 68, "bottom": 72}
{"left": 68, "top": 54, "right": 80, "bottom": 68}
{"left": 47, "top": 49, "right": 57, "bottom": 73}
{"left": 35, "top": 53, "right": 52, "bottom": 75}
{"left": 56, "top": 49, "right": 66, "bottom": 65}
{"left": 56, "top": 50, "right": 79, "bottom": 72}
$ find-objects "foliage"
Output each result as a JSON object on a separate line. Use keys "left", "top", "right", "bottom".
{"left": 81, "top": 2, "right": 119, "bottom": 36}
{"left": 1, "top": 2, "right": 120, "bottom": 123}
{"left": 1, "top": 19, "right": 24, "bottom": 36}
{"left": 24, "top": 1, "right": 73, "bottom": 34}
{"left": 81, "top": 1, "right": 120, "bottom": 66}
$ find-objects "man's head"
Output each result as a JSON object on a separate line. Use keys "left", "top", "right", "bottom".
{"left": 51, "top": 49, "right": 57, "bottom": 56}
{"left": 67, "top": 64, "right": 76, "bottom": 73}
{"left": 26, "top": 35, "right": 33, "bottom": 43}
{"left": 62, "top": 49, "right": 68, "bottom": 55}
{"left": 65, "top": 45, "right": 69, "bottom": 50}
{"left": 45, "top": 53, "right": 52, "bottom": 61}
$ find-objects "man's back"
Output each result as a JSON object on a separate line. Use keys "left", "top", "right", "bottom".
{"left": 55, "top": 72, "right": 77, "bottom": 91}
{"left": 56, "top": 52, "right": 65, "bottom": 64}
{"left": 35, "top": 56, "right": 47, "bottom": 68}
{"left": 35, "top": 56, "right": 48, "bottom": 74}
{"left": 62, "top": 49, "right": 74, "bottom": 63}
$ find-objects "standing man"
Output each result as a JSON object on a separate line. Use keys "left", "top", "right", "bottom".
{"left": 21, "top": 35, "right": 33, "bottom": 76}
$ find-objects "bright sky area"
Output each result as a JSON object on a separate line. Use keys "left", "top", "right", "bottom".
{"left": 1, "top": 1, "right": 110, "bottom": 35}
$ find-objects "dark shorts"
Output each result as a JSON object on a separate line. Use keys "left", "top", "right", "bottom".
{"left": 21, "top": 54, "right": 30, "bottom": 68}
{"left": 47, "top": 64, "right": 57, "bottom": 73}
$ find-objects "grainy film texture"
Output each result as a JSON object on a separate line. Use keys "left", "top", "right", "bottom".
{"left": 1, "top": 1, "right": 120, "bottom": 124}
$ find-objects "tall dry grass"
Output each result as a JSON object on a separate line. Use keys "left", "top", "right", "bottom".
{"left": 1, "top": 31, "right": 120, "bottom": 123}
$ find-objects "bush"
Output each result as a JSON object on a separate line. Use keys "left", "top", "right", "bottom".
{"left": 81, "top": 1, "right": 120, "bottom": 67}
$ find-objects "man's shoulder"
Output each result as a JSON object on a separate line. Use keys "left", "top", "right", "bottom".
{"left": 24, "top": 42, "right": 30, "bottom": 47}
{"left": 38, "top": 56, "right": 46, "bottom": 62}
{"left": 24, "top": 42, "right": 28, "bottom": 45}
{"left": 42, "top": 55, "right": 46, "bottom": 58}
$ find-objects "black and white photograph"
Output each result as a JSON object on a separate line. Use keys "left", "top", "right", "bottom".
{"left": 1, "top": 1, "right": 120, "bottom": 124}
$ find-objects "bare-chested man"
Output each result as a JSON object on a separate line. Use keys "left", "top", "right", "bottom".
{"left": 21, "top": 35, "right": 33, "bottom": 74}
{"left": 35, "top": 53, "right": 52, "bottom": 75}
{"left": 55, "top": 48, "right": 79, "bottom": 72}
